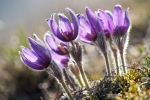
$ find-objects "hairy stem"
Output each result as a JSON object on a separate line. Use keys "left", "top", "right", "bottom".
{"left": 103, "top": 53, "right": 111, "bottom": 76}
{"left": 120, "top": 52, "right": 126, "bottom": 73}
{"left": 78, "top": 64, "right": 90, "bottom": 88}
{"left": 63, "top": 69, "right": 75, "bottom": 91}
{"left": 60, "top": 80, "right": 73, "bottom": 100}
{"left": 76, "top": 75, "right": 84, "bottom": 87}
{"left": 113, "top": 51, "right": 120, "bottom": 75}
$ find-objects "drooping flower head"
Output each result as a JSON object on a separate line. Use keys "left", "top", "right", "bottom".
{"left": 77, "top": 7, "right": 101, "bottom": 44}
{"left": 44, "top": 31, "right": 69, "bottom": 55}
{"left": 19, "top": 34, "right": 51, "bottom": 70}
{"left": 111, "top": 5, "right": 131, "bottom": 52}
{"left": 46, "top": 8, "right": 79, "bottom": 42}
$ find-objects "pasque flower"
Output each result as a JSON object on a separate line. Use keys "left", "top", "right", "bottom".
{"left": 97, "top": 10, "right": 120, "bottom": 75}
{"left": 97, "top": 5, "right": 131, "bottom": 51}
{"left": 98, "top": 5, "right": 131, "bottom": 74}
{"left": 77, "top": 7, "right": 101, "bottom": 44}
{"left": 19, "top": 34, "right": 51, "bottom": 70}
{"left": 44, "top": 32, "right": 69, "bottom": 55}
{"left": 108, "top": 5, "right": 131, "bottom": 52}
{"left": 19, "top": 34, "right": 73, "bottom": 99}
{"left": 112, "top": 5, "right": 131, "bottom": 74}
{"left": 95, "top": 24, "right": 111, "bottom": 76}
{"left": 46, "top": 8, "right": 79, "bottom": 42}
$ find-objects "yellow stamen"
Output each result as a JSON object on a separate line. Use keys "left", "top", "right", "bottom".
{"left": 61, "top": 29, "right": 69, "bottom": 40}
{"left": 58, "top": 43, "right": 67, "bottom": 53}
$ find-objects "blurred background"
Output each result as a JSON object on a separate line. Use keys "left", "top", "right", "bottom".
{"left": 0, "top": 0, "right": 150, "bottom": 100}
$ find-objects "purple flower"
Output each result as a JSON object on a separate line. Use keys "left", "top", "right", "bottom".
{"left": 19, "top": 34, "right": 51, "bottom": 70}
{"left": 44, "top": 32, "right": 69, "bottom": 55}
{"left": 97, "top": 5, "right": 131, "bottom": 52}
{"left": 50, "top": 51, "right": 69, "bottom": 69}
{"left": 46, "top": 8, "right": 79, "bottom": 42}
{"left": 77, "top": 7, "right": 101, "bottom": 44}
{"left": 112, "top": 5, "right": 131, "bottom": 52}
{"left": 113, "top": 5, "right": 130, "bottom": 35}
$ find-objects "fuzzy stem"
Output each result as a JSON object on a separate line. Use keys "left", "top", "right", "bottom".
{"left": 120, "top": 52, "right": 126, "bottom": 73}
{"left": 78, "top": 64, "right": 90, "bottom": 88}
{"left": 103, "top": 53, "right": 111, "bottom": 76}
{"left": 76, "top": 75, "right": 84, "bottom": 87}
{"left": 63, "top": 69, "right": 75, "bottom": 91}
{"left": 113, "top": 51, "right": 120, "bottom": 75}
{"left": 60, "top": 80, "right": 73, "bottom": 100}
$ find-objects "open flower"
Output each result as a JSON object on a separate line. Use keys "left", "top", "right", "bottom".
{"left": 77, "top": 7, "right": 101, "bottom": 44}
{"left": 19, "top": 34, "right": 51, "bottom": 70}
{"left": 46, "top": 8, "right": 79, "bottom": 42}
{"left": 44, "top": 32, "right": 69, "bottom": 55}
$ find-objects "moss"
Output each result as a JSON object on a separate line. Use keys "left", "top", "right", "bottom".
{"left": 72, "top": 68, "right": 150, "bottom": 100}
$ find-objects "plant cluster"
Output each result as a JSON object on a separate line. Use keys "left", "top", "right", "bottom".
{"left": 18, "top": 3, "right": 150, "bottom": 100}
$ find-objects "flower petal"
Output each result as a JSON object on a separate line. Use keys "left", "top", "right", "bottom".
{"left": 105, "top": 10, "right": 113, "bottom": 19}
{"left": 20, "top": 46, "right": 45, "bottom": 65}
{"left": 33, "top": 34, "right": 45, "bottom": 45}
{"left": 78, "top": 26, "right": 94, "bottom": 44}
{"left": 20, "top": 46, "right": 38, "bottom": 61}
{"left": 46, "top": 14, "right": 67, "bottom": 41}
{"left": 97, "top": 18, "right": 104, "bottom": 30}
{"left": 19, "top": 52, "right": 45, "bottom": 70}
{"left": 51, "top": 51, "right": 69, "bottom": 68}
{"left": 44, "top": 32, "right": 68, "bottom": 55}
{"left": 28, "top": 37, "right": 51, "bottom": 63}
{"left": 66, "top": 8, "right": 79, "bottom": 40}
{"left": 85, "top": 7, "right": 101, "bottom": 34}
{"left": 124, "top": 8, "right": 130, "bottom": 29}
{"left": 77, "top": 14, "right": 95, "bottom": 35}
{"left": 113, "top": 5, "right": 123, "bottom": 27}
{"left": 58, "top": 13, "right": 72, "bottom": 33}
{"left": 98, "top": 10, "right": 114, "bottom": 33}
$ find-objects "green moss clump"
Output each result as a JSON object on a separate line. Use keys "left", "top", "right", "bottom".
{"left": 73, "top": 68, "right": 150, "bottom": 100}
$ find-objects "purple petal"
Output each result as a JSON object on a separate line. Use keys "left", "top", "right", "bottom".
{"left": 28, "top": 37, "right": 51, "bottom": 63}
{"left": 85, "top": 7, "right": 101, "bottom": 34}
{"left": 19, "top": 52, "right": 45, "bottom": 70}
{"left": 44, "top": 32, "right": 68, "bottom": 55}
{"left": 77, "top": 14, "right": 95, "bottom": 35}
{"left": 66, "top": 8, "right": 79, "bottom": 40}
{"left": 105, "top": 10, "right": 113, "bottom": 19}
{"left": 21, "top": 46, "right": 38, "bottom": 61}
{"left": 113, "top": 5, "right": 123, "bottom": 27}
{"left": 78, "top": 26, "right": 94, "bottom": 44}
{"left": 98, "top": 10, "right": 114, "bottom": 33}
{"left": 51, "top": 51, "right": 69, "bottom": 68}
{"left": 97, "top": 18, "right": 104, "bottom": 30}
{"left": 20, "top": 46, "right": 46, "bottom": 65}
{"left": 58, "top": 13, "right": 72, "bottom": 33}
{"left": 46, "top": 14, "right": 67, "bottom": 41}
{"left": 124, "top": 8, "right": 130, "bottom": 28}
{"left": 33, "top": 34, "right": 45, "bottom": 45}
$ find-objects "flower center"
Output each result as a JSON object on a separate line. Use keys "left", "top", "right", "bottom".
{"left": 58, "top": 43, "right": 67, "bottom": 53}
